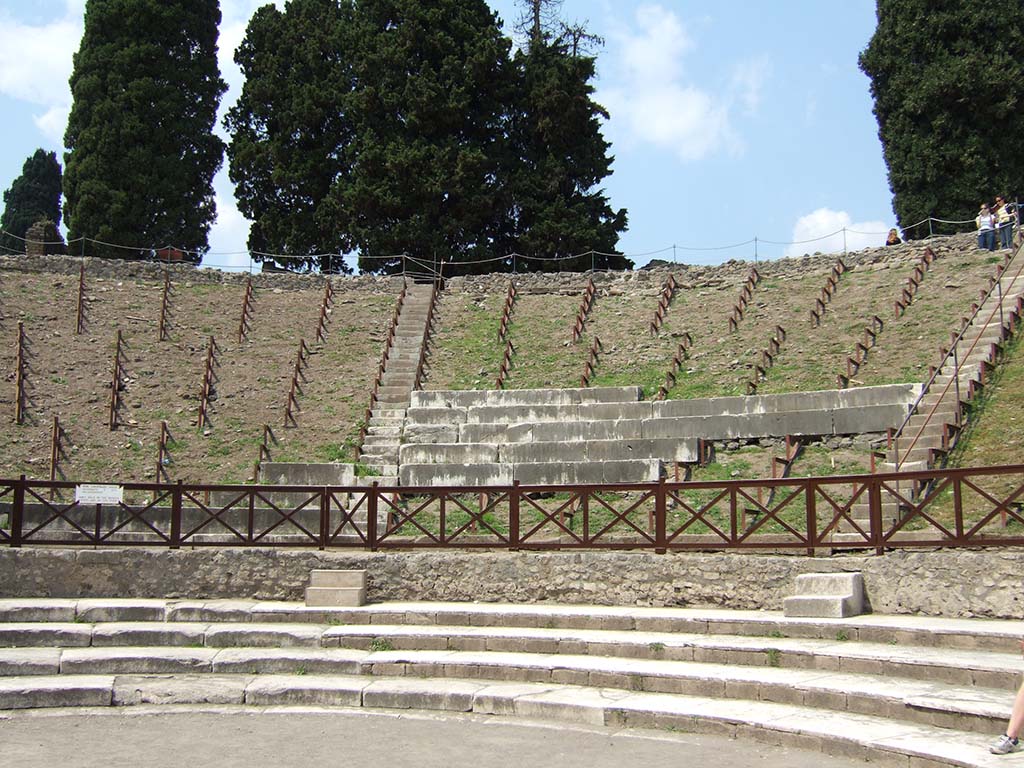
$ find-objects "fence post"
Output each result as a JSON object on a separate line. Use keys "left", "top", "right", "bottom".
{"left": 508, "top": 480, "right": 520, "bottom": 550}
{"left": 805, "top": 479, "right": 817, "bottom": 557}
{"left": 11, "top": 475, "right": 25, "bottom": 548}
{"left": 170, "top": 480, "right": 182, "bottom": 549}
{"left": 367, "top": 482, "right": 378, "bottom": 551}
{"left": 655, "top": 477, "right": 667, "bottom": 553}
{"left": 869, "top": 476, "right": 883, "bottom": 556}
{"left": 319, "top": 487, "right": 329, "bottom": 550}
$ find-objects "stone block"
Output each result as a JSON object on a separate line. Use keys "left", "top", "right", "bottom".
{"left": 60, "top": 647, "right": 217, "bottom": 675}
{"left": 403, "top": 424, "right": 459, "bottom": 444}
{"left": 466, "top": 405, "right": 578, "bottom": 424}
{"left": 0, "top": 648, "right": 62, "bottom": 675}
{"left": 244, "top": 675, "right": 366, "bottom": 707}
{"left": 405, "top": 407, "right": 467, "bottom": 426}
{"left": 399, "top": 463, "right": 512, "bottom": 487}
{"left": 0, "top": 623, "right": 92, "bottom": 648}
{"left": 112, "top": 674, "right": 247, "bottom": 706}
{"left": 211, "top": 648, "right": 363, "bottom": 675}
{"left": 91, "top": 623, "right": 206, "bottom": 647}
{"left": 0, "top": 675, "right": 113, "bottom": 709}
{"left": 204, "top": 623, "right": 325, "bottom": 648}
{"left": 783, "top": 572, "right": 865, "bottom": 618}
{"left": 259, "top": 462, "right": 355, "bottom": 487}
{"left": 361, "top": 678, "right": 481, "bottom": 711}
{"left": 399, "top": 443, "right": 499, "bottom": 465}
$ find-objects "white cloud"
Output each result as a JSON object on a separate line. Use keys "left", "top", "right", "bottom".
{"left": 598, "top": 4, "right": 768, "bottom": 163}
{"left": 732, "top": 56, "right": 771, "bottom": 114}
{"left": 33, "top": 104, "right": 70, "bottom": 146}
{"left": 0, "top": 14, "right": 79, "bottom": 107}
{"left": 203, "top": 178, "right": 253, "bottom": 271}
{"left": 784, "top": 208, "right": 891, "bottom": 258}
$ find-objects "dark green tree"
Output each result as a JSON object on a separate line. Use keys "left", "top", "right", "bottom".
{"left": 509, "top": 37, "right": 629, "bottom": 271}
{"left": 63, "top": 0, "right": 226, "bottom": 260}
{"left": 1, "top": 149, "right": 63, "bottom": 254}
{"left": 859, "top": 0, "right": 1024, "bottom": 238}
{"left": 335, "top": 0, "right": 514, "bottom": 276}
{"left": 225, "top": 0, "right": 354, "bottom": 273}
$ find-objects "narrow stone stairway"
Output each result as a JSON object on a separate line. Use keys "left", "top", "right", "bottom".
{"left": 884, "top": 252, "right": 1024, "bottom": 474}
{"left": 835, "top": 250, "right": 1024, "bottom": 534}
{"left": 358, "top": 282, "right": 437, "bottom": 484}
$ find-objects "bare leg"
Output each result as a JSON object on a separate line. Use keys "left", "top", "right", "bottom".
{"left": 1009, "top": 679, "right": 1024, "bottom": 740}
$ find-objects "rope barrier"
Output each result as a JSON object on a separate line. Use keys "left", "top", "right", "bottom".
{"left": 0, "top": 209, "right": 995, "bottom": 272}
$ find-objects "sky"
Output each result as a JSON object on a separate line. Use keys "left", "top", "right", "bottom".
{"left": 0, "top": 0, "right": 897, "bottom": 271}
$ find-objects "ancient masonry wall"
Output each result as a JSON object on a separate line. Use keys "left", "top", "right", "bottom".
{"left": 1, "top": 547, "right": 1022, "bottom": 619}
{"left": 0, "top": 234, "right": 958, "bottom": 296}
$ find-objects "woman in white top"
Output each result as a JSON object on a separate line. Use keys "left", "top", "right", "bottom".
{"left": 977, "top": 203, "right": 997, "bottom": 251}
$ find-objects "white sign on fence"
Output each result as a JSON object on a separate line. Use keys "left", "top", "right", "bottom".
{"left": 75, "top": 484, "right": 123, "bottom": 505}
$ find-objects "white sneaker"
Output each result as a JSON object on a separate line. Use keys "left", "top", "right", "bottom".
{"left": 990, "top": 735, "right": 1021, "bottom": 755}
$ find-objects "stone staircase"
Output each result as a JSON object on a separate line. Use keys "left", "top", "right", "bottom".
{"left": 0, "top": 597, "right": 1020, "bottom": 767}
{"left": 836, "top": 252, "right": 1024, "bottom": 534}
{"left": 359, "top": 282, "right": 437, "bottom": 485}
{"left": 884, "top": 252, "right": 1024, "bottom": 474}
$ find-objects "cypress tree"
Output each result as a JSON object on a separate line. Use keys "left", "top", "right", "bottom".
{"left": 64, "top": 0, "right": 226, "bottom": 260}
{"left": 509, "top": 37, "right": 629, "bottom": 271}
{"left": 336, "top": 0, "right": 514, "bottom": 276}
{"left": 859, "top": 0, "right": 1024, "bottom": 237}
{"left": 225, "top": 0, "right": 355, "bottom": 273}
{"left": 0, "top": 150, "right": 63, "bottom": 255}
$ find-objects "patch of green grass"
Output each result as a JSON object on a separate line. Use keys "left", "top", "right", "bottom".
{"left": 835, "top": 630, "right": 849, "bottom": 642}
{"left": 765, "top": 648, "right": 781, "bottom": 667}
{"left": 368, "top": 638, "right": 394, "bottom": 652}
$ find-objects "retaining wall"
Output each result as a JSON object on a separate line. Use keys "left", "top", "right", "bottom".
{"left": 1, "top": 547, "right": 1022, "bottom": 619}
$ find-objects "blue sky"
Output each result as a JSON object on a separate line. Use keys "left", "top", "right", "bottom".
{"left": 0, "top": 0, "right": 895, "bottom": 269}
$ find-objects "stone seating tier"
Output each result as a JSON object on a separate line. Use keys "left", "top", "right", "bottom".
{"left": 0, "top": 597, "right": 1018, "bottom": 768}
{"left": 399, "top": 384, "right": 920, "bottom": 486}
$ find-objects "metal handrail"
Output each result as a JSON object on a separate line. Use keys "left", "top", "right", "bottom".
{"left": 892, "top": 243, "right": 1024, "bottom": 469}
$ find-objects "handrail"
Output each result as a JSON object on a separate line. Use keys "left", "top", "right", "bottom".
{"left": 892, "top": 244, "right": 1024, "bottom": 470}
{"left": 414, "top": 279, "right": 441, "bottom": 390}
{"left": 356, "top": 280, "right": 407, "bottom": 450}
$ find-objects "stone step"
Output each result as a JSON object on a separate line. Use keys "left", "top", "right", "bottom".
{"left": 368, "top": 417, "right": 404, "bottom": 428}
{"left": 0, "top": 639, "right": 1014, "bottom": 738}
{"left": 399, "top": 459, "right": 662, "bottom": 487}
{"left": 361, "top": 435, "right": 399, "bottom": 448}
{"left": 357, "top": 464, "right": 398, "bottom": 476}
{"left": 0, "top": 673, "right": 1007, "bottom": 765}
{"left": 3, "top": 599, "right": 1022, "bottom": 651}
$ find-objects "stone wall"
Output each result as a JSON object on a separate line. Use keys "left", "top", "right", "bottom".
{"left": 0, "top": 232, "right": 977, "bottom": 297}
{"left": 1, "top": 546, "right": 1022, "bottom": 619}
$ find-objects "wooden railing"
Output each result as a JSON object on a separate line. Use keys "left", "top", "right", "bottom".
{"left": 3, "top": 464, "right": 1024, "bottom": 555}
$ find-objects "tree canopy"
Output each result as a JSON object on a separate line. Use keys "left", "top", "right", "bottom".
{"left": 64, "top": 0, "right": 226, "bottom": 260}
{"left": 225, "top": 0, "right": 354, "bottom": 273}
{"left": 0, "top": 149, "right": 63, "bottom": 255}
{"left": 859, "top": 0, "right": 1024, "bottom": 237}
{"left": 225, "top": 0, "right": 627, "bottom": 275}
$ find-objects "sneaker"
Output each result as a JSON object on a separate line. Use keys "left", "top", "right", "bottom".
{"left": 990, "top": 735, "right": 1021, "bottom": 755}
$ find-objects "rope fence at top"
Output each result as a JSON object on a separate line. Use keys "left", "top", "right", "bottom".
{"left": 0, "top": 210, "right": 1008, "bottom": 275}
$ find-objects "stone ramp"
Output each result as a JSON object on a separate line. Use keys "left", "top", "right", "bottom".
{"left": 0, "top": 598, "right": 1020, "bottom": 766}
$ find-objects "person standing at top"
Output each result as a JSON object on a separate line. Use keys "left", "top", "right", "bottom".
{"left": 977, "top": 203, "right": 997, "bottom": 251}
{"left": 885, "top": 228, "right": 902, "bottom": 246}
{"left": 995, "top": 196, "right": 1016, "bottom": 250}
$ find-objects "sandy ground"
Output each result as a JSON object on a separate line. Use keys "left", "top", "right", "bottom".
{"left": 0, "top": 706, "right": 868, "bottom": 768}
